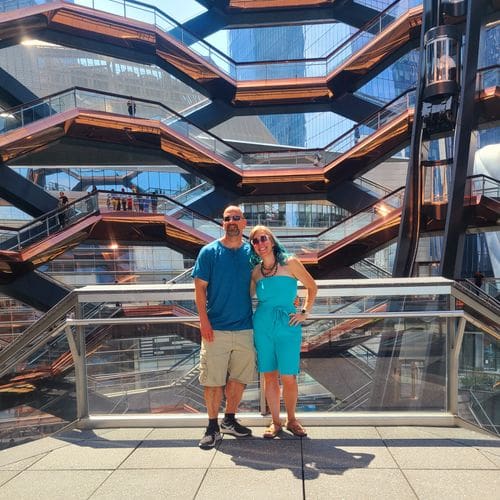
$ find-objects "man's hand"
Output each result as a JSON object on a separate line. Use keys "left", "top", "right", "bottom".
{"left": 200, "top": 319, "right": 214, "bottom": 342}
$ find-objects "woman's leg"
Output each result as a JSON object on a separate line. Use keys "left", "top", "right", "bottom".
{"left": 281, "top": 374, "right": 298, "bottom": 422}
{"left": 264, "top": 371, "right": 281, "bottom": 423}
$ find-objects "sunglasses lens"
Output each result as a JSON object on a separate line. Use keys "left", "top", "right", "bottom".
{"left": 251, "top": 235, "right": 268, "bottom": 245}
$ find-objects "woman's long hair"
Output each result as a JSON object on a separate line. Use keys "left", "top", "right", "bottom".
{"left": 248, "top": 225, "right": 289, "bottom": 267}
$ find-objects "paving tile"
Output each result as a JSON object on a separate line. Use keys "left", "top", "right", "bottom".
{"left": 85, "top": 427, "right": 154, "bottom": 442}
{"left": 213, "top": 435, "right": 302, "bottom": 469}
{"left": 411, "top": 426, "right": 498, "bottom": 442}
{"left": 198, "top": 468, "right": 303, "bottom": 499}
{"left": 376, "top": 426, "right": 445, "bottom": 440}
{"left": 119, "top": 433, "right": 217, "bottom": 469}
{"left": 305, "top": 426, "right": 384, "bottom": 440}
{"left": 302, "top": 438, "right": 397, "bottom": 470}
{"left": 0, "top": 470, "right": 18, "bottom": 486}
{"left": 376, "top": 426, "right": 497, "bottom": 469}
{"left": 383, "top": 440, "right": 495, "bottom": 470}
{"left": 55, "top": 428, "right": 114, "bottom": 442}
{"left": 0, "top": 470, "right": 111, "bottom": 500}
{"left": 304, "top": 468, "right": 417, "bottom": 499}
{"left": 413, "top": 426, "right": 500, "bottom": 460}
{"left": 405, "top": 469, "right": 500, "bottom": 499}
{"left": 146, "top": 427, "right": 210, "bottom": 441}
{"left": 0, "top": 455, "right": 46, "bottom": 471}
{"left": 29, "top": 440, "right": 136, "bottom": 470}
{"left": 478, "top": 449, "right": 500, "bottom": 467}
{"left": 92, "top": 468, "right": 205, "bottom": 499}
{"left": 0, "top": 437, "right": 69, "bottom": 467}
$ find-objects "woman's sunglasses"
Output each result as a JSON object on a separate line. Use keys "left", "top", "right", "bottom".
{"left": 223, "top": 215, "right": 242, "bottom": 222}
{"left": 251, "top": 235, "right": 269, "bottom": 246}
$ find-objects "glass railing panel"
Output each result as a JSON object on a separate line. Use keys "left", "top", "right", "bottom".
{"left": 2, "top": 278, "right": 477, "bottom": 446}
{"left": 154, "top": 13, "right": 176, "bottom": 36}
{"left": 476, "top": 65, "right": 500, "bottom": 89}
{"left": 323, "top": 91, "right": 414, "bottom": 156}
{"left": 458, "top": 321, "right": 499, "bottom": 435}
{"left": 0, "top": 374, "right": 77, "bottom": 450}
{"left": 76, "top": 283, "right": 453, "bottom": 416}
{"left": 172, "top": 181, "right": 213, "bottom": 206}
{"left": 97, "top": 189, "right": 223, "bottom": 238}
{"left": 0, "top": 194, "right": 99, "bottom": 251}
{"left": 484, "top": 279, "right": 500, "bottom": 299}
{"left": 38, "top": 0, "right": 420, "bottom": 81}
{"left": 241, "top": 150, "right": 316, "bottom": 169}
{"left": 242, "top": 90, "right": 415, "bottom": 170}
{"left": 1, "top": 84, "right": 420, "bottom": 175}
{"left": 89, "top": 0, "right": 125, "bottom": 17}
{"left": 302, "top": 315, "right": 449, "bottom": 411}
{"left": 235, "top": 59, "right": 324, "bottom": 81}
{"left": 466, "top": 175, "right": 500, "bottom": 199}
{"left": 171, "top": 207, "right": 224, "bottom": 239}
{"left": 351, "top": 259, "right": 392, "bottom": 278}
{"left": 326, "top": 0, "right": 417, "bottom": 74}
{"left": 86, "top": 329, "right": 204, "bottom": 414}
{"left": 354, "top": 177, "right": 394, "bottom": 197}
{"left": 0, "top": 88, "right": 245, "bottom": 167}
{"left": 286, "top": 188, "right": 404, "bottom": 255}
{"left": 123, "top": 0, "right": 156, "bottom": 25}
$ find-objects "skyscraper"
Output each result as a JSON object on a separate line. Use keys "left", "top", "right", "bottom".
{"left": 229, "top": 25, "right": 306, "bottom": 147}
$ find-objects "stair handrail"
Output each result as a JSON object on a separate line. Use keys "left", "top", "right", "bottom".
{"left": 0, "top": 291, "right": 77, "bottom": 378}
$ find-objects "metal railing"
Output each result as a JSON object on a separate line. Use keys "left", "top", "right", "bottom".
{"left": 0, "top": 193, "right": 99, "bottom": 251}
{"left": 7, "top": 0, "right": 421, "bottom": 81}
{"left": 0, "top": 278, "right": 498, "bottom": 439}
{"left": 1, "top": 65, "right": 495, "bottom": 174}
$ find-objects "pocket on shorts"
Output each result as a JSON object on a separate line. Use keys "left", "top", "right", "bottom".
{"left": 198, "top": 352, "right": 208, "bottom": 385}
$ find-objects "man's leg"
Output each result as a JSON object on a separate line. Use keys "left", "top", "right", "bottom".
{"left": 224, "top": 379, "right": 245, "bottom": 414}
{"left": 204, "top": 386, "right": 223, "bottom": 419}
{"left": 199, "top": 386, "right": 224, "bottom": 449}
{"left": 220, "top": 379, "right": 251, "bottom": 436}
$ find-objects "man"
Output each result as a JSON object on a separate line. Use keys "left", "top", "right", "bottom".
{"left": 127, "top": 98, "right": 136, "bottom": 116}
{"left": 192, "top": 205, "right": 255, "bottom": 449}
{"left": 58, "top": 191, "right": 69, "bottom": 227}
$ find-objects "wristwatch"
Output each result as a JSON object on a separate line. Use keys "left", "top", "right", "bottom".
{"left": 301, "top": 308, "right": 308, "bottom": 315}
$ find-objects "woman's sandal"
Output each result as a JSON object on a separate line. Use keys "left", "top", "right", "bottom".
{"left": 263, "top": 421, "right": 282, "bottom": 439}
{"left": 286, "top": 419, "right": 307, "bottom": 437}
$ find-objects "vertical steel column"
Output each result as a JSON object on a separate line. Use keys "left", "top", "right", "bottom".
{"left": 65, "top": 303, "right": 89, "bottom": 422}
{"left": 439, "top": 0, "right": 485, "bottom": 278}
{"left": 448, "top": 316, "right": 466, "bottom": 415}
{"left": 392, "top": 0, "right": 438, "bottom": 277}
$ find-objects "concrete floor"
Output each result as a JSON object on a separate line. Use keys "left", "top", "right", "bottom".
{"left": 0, "top": 425, "right": 499, "bottom": 499}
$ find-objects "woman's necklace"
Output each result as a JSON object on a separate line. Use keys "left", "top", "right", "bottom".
{"left": 261, "top": 259, "right": 278, "bottom": 278}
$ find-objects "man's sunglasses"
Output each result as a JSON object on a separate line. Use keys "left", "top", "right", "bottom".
{"left": 251, "top": 235, "right": 269, "bottom": 246}
{"left": 223, "top": 215, "right": 243, "bottom": 222}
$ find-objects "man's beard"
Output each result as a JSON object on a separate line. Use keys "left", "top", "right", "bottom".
{"left": 226, "top": 225, "right": 240, "bottom": 237}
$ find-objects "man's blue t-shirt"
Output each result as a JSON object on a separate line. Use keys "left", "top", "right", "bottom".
{"left": 192, "top": 240, "right": 253, "bottom": 330}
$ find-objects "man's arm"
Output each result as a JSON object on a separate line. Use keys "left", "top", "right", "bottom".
{"left": 194, "top": 277, "right": 214, "bottom": 342}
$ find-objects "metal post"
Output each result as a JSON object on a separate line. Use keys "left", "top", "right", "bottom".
{"left": 448, "top": 316, "right": 466, "bottom": 415}
{"left": 65, "top": 304, "right": 89, "bottom": 421}
{"left": 440, "top": 0, "right": 485, "bottom": 278}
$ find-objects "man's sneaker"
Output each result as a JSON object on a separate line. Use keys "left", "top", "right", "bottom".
{"left": 220, "top": 420, "right": 252, "bottom": 437}
{"left": 198, "top": 429, "right": 222, "bottom": 449}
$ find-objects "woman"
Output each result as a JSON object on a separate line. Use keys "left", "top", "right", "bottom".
{"left": 249, "top": 225, "right": 317, "bottom": 438}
